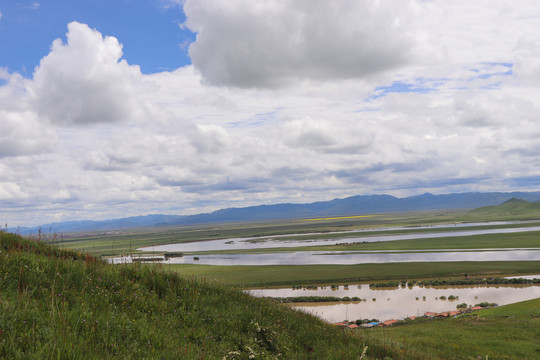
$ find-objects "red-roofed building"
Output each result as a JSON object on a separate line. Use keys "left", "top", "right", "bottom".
{"left": 347, "top": 324, "right": 359, "bottom": 329}
{"left": 382, "top": 319, "right": 398, "bottom": 326}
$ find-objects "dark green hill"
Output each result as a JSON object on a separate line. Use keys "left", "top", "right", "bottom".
{"left": 469, "top": 198, "right": 540, "bottom": 217}
{"left": 0, "top": 232, "right": 368, "bottom": 359}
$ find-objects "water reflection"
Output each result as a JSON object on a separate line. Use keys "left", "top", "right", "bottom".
{"left": 111, "top": 249, "right": 540, "bottom": 265}
{"left": 137, "top": 222, "right": 540, "bottom": 253}
{"left": 248, "top": 284, "right": 540, "bottom": 323}
{"left": 506, "top": 274, "right": 540, "bottom": 280}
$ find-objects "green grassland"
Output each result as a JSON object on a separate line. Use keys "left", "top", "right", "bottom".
{"left": 167, "top": 261, "right": 540, "bottom": 287}
{"left": 50, "top": 210, "right": 540, "bottom": 258}
{"left": 185, "top": 229, "right": 540, "bottom": 256}
{"left": 46, "top": 204, "right": 540, "bottom": 287}
{"left": 3, "top": 231, "right": 540, "bottom": 359}
{"left": 50, "top": 213, "right": 427, "bottom": 255}
{"left": 46, "top": 209, "right": 480, "bottom": 256}
{"left": 0, "top": 231, "right": 369, "bottom": 359}
{"left": 360, "top": 298, "right": 540, "bottom": 359}
{"left": 5, "top": 198, "right": 540, "bottom": 359}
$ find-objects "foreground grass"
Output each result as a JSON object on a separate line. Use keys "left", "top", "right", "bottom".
{"left": 167, "top": 261, "right": 540, "bottom": 287}
{"left": 359, "top": 298, "right": 540, "bottom": 359}
{"left": 0, "top": 232, "right": 370, "bottom": 359}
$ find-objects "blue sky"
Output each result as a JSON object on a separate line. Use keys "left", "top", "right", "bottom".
{"left": 1, "top": 0, "right": 540, "bottom": 227}
{"left": 0, "top": 0, "right": 194, "bottom": 74}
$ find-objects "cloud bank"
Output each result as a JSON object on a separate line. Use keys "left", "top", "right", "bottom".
{"left": 185, "top": 0, "right": 419, "bottom": 87}
{"left": 2, "top": 1, "right": 540, "bottom": 226}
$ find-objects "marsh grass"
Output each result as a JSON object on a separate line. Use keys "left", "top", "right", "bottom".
{"left": 0, "top": 232, "right": 374, "bottom": 359}
{"left": 166, "top": 261, "right": 540, "bottom": 287}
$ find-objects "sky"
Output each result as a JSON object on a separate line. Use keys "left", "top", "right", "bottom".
{"left": 2, "top": 0, "right": 540, "bottom": 227}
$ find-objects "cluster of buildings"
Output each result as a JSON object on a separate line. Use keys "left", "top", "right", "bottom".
{"left": 333, "top": 319, "right": 398, "bottom": 329}
{"left": 333, "top": 306, "right": 488, "bottom": 329}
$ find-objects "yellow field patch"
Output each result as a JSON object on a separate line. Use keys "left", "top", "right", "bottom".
{"left": 300, "top": 215, "right": 377, "bottom": 221}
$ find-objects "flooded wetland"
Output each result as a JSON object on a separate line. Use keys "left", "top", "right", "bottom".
{"left": 248, "top": 281, "right": 540, "bottom": 323}
{"left": 109, "top": 219, "right": 540, "bottom": 323}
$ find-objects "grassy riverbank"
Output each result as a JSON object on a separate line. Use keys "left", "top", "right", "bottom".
{"left": 183, "top": 228, "right": 540, "bottom": 256}
{"left": 4, "top": 231, "right": 539, "bottom": 359}
{"left": 359, "top": 298, "right": 540, "bottom": 359}
{"left": 0, "top": 231, "right": 369, "bottom": 359}
{"left": 167, "top": 261, "right": 540, "bottom": 287}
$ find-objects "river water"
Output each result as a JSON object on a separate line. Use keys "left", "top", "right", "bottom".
{"left": 110, "top": 248, "right": 540, "bottom": 265}
{"left": 110, "top": 221, "right": 540, "bottom": 322}
{"left": 248, "top": 283, "right": 540, "bottom": 323}
{"left": 137, "top": 222, "right": 540, "bottom": 253}
{"left": 104, "top": 222, "right": 540, "bottom": 265}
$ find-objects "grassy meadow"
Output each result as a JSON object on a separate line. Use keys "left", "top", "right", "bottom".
{"left": 40, "top": 206, "right": 540, "bottom": 287}
{"left": 45, "top": 209, "right": 472, "bottom": 256}
{"left": 3, "top": 231, "right": 540, "bottom": 359}
{"left": 165, "top": 261, "right": 540, "bottom": 287}
{"left": 4, "top": 201, "right": 540, "bottom": 359}
{"left": 184, "top": 228, "right": 540, "bottom": 256}
{"left": 0, "top": 231, "right": 369, "bottom": 359}
{"left": 359, "top": 298, "right": 540, "bottom": 359}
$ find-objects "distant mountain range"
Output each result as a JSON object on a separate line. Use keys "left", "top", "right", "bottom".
{"left": 13, "top": 191, "right": 540, "bottom": 234}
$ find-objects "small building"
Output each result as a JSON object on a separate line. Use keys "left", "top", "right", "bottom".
{"left": 347, "top": 324, "right": 359, "bottom": 329}
{"left": 382, "top": 319, "right": 398, "bottom": 326}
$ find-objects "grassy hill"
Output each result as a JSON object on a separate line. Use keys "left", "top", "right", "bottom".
{"left": 467, "top": 198, "right": 540, "bottom": 219}
{"left": 0, "top": 231, "right": 368, "bottom": 359}
{"left": 4, "top": 230, "right": 540, "bottom": 359}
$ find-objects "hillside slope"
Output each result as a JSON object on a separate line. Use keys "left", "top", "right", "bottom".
{"left": 468, "top": 198, "right": 540, "bottom": 217}
{"left": 0, "top": 232, "right": 369, "bottom": 359}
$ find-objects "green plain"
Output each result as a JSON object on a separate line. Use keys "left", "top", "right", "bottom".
{"left": 165, "top": 261, "right": 540, "bottom": 287}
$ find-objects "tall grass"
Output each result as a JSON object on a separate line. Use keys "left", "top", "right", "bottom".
{"left": 358, "top": 299, "right": 540, "bottom": 359}
{"left": 0, "top": 232, "right": 374, "bottom": 359}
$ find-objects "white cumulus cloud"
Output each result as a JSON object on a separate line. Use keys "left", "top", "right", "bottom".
{"left": 30, "top": 22, "right": 142, "bottom": 126}
{"left": 184, "top": 0, "right": 419, "bottom": 88}
{"left": 4, "top": 1, "right": 540, "bottom": 226}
